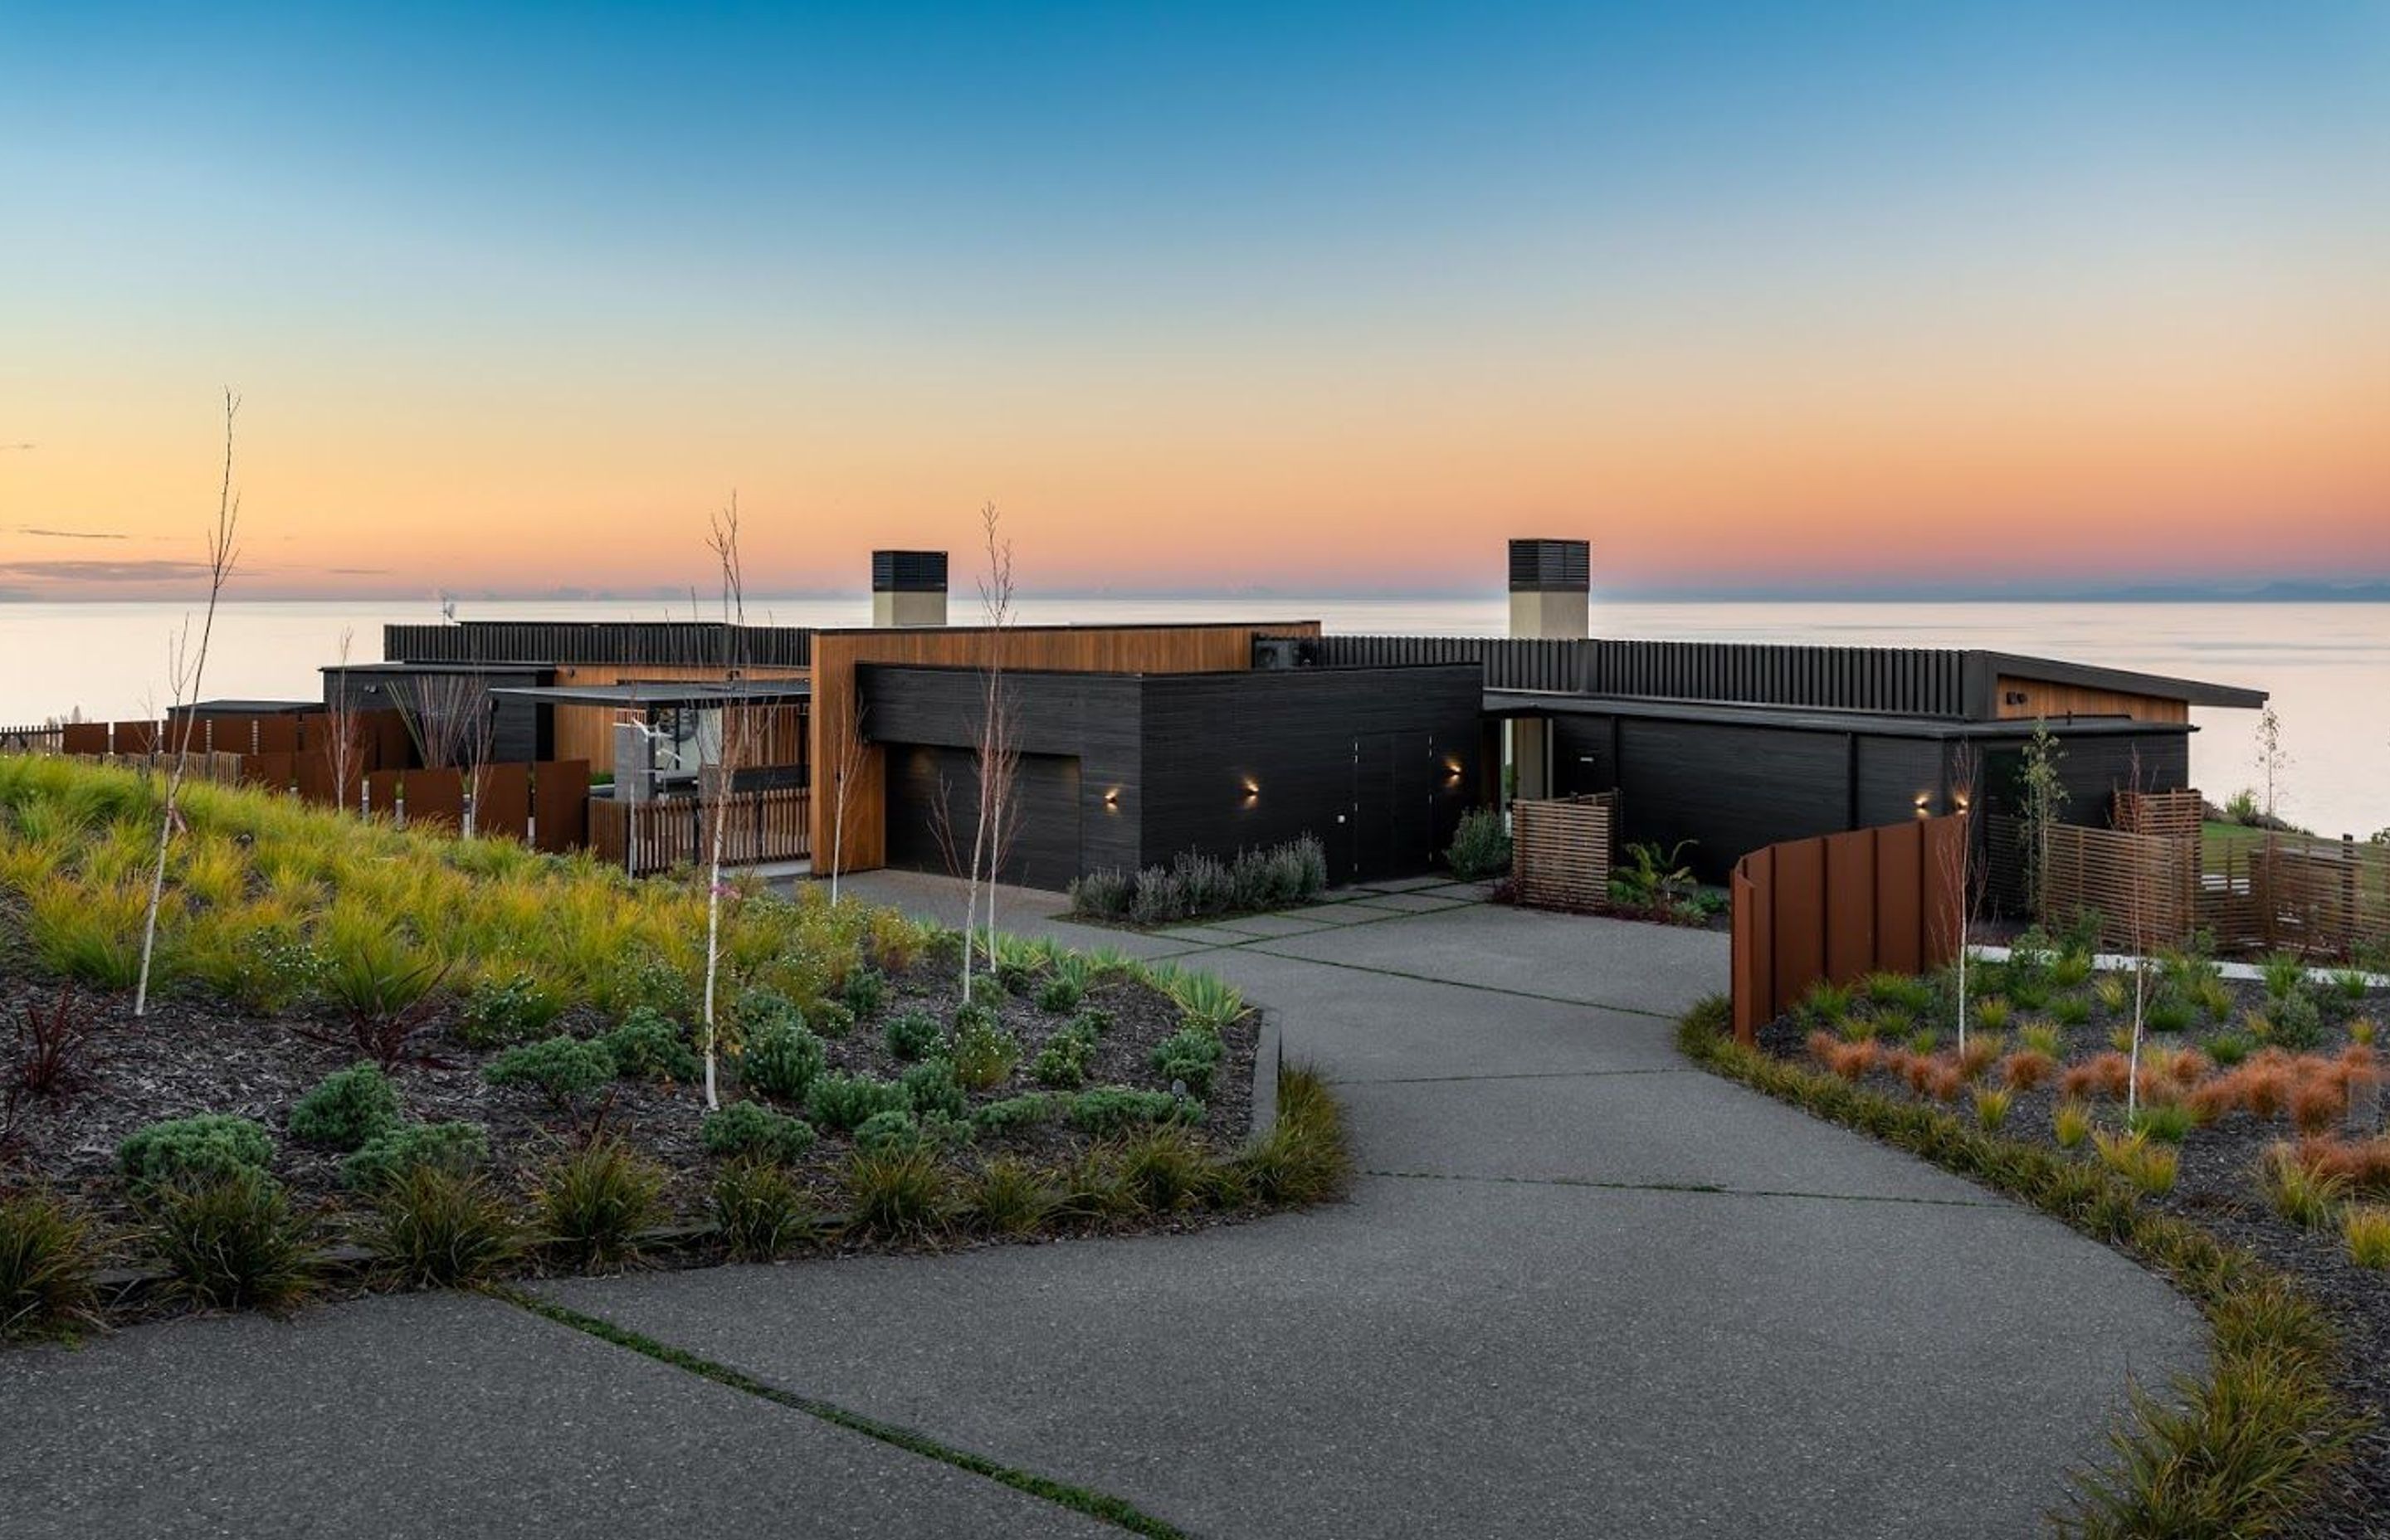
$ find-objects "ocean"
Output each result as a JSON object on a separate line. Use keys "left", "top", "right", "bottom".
{"left": 2, "top": 597, "right": 2383, "bottom": 841}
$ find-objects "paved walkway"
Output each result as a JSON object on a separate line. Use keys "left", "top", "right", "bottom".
{"left": 1, "top": 875, "right": 2202, "bottom": 1539}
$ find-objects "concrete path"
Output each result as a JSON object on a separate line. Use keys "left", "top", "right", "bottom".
{"left": 1, "top": 874, "right": 2203, "bottom": 1539}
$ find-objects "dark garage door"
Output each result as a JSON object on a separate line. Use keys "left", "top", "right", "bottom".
{"left": 883, "top": 743, "right": 1083, "bottom": 891}
{"left": 1349, "top": 733, "right": 1436, "bottom": 884}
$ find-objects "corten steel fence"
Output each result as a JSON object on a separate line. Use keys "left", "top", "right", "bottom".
{"left": 1730, "top": 814, "right": 1967, "bottom": 1045}
{"left": 588, "top": 787, "right": 812, "bottom": 877}
{"left": 1510, "top": 792, "right": 1617, "bottom": 909}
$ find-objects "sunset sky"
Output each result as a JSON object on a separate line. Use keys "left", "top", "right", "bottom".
{"left": 2, "top": 2, "right": 2385, "bottom": 601}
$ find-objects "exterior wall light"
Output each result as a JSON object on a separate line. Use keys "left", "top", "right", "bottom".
{"left": 1103, "top": 788, "right": 1120, "bottom": 810}
{"left": 1914, "top": 793, "right": 1931, "bottom": 817}
{"left": 1243, "top": 780, "right": 1260, "bottom": 802}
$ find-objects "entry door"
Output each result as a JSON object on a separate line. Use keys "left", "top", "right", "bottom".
{"left": 1350, "top": 733, "right": 1436, "bottom": 883}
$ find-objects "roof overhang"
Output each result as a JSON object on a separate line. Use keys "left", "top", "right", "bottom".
{"left": 1975, "top": 651, "right": 2266, "bottom": 710}
{"left": 1484, "top": 690, "right": 2201, "bottom": 740}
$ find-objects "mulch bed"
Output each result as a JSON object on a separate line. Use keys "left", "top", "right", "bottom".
{"left": 0, "top": 960, "right": 1258, "bottom": 1239}
{"left": 1754, "top": 974, "right": 2390, "bottom": 1540}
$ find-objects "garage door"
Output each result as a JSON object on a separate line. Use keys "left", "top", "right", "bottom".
{"left": 882, "top": 743, "right": 1084, "bottom": 891}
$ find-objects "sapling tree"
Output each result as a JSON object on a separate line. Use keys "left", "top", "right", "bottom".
{"left": 968, "top": 501, "right": 1019, "bottom": 992}
{"left": 2256, "top": 704, "right": 2288, "bottom": 826}
{"left": 2018, "top": 720, "right": 2067, "bottom": 921}
{"left": 135, "top": 391, "right": 242, "bottom": 1017}
{"left": 695, "top": 494, "right": 752, "bottom": 1112}
{"left": 323, "top": 626, "right": 361, "bottom": 814}
{"left": 2122, "top": 747, "right": 2157, "bottom": 1118}
{"left": 1934, "top": 742, "right": 1983, "bottom": 1052}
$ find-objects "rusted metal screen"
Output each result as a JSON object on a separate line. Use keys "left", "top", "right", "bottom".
{"left": 404, "top": 769, "right": 465, "bottom": 831}
{"left": 475, "top": 763, "right": 532, "bottom": 842}
{"left": 532, "top": 760, "right": 589, "bottom": 852}
{"left": 1730, "top": 812, "right": 1968, "bottom": 1044}
{"left": 112, "top": 719, "right": 160, "bottom": 755}
{"left": 364, "top": 769, "right": 403, "bottom": 821}
{"left": 295, "top": 750, "right": 361, "bottom": 810}
{"left": 370, "top": 709, "right": 415, "bottom": 772}
{"left": 256, "top": 716, "right": 300, "bottom": 754}
{"left": 1510, "top": 792, "right": 1617, "bottom": 909}
{"left": 61, "top": 723, "right": 108, "bottom": 754}
{"left": 241, "top": 751, "right": 295, "bottom": 792}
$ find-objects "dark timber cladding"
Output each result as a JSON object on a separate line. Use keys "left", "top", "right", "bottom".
{"left": 384, "top": 621, "right": 812, "bottom": 668}
{"left": 859, "top": 663, "right": 1482, "bottom": 887}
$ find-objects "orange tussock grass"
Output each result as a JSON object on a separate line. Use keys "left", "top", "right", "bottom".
{"left": 2190, "top": 1051, "right": 2298, "bottom": 1122}
{"left": 1956, "top": 1037, "right": 1999, "bottom": 1083}
{"left": 2290, "top": 1135, "right": 2390, "bottom": 1196}
{"left": 1925, "top": 1062, "right": 1966, "bottom": 1104}
{"left": 1999, "top": 1050, "right": 2056, "bottom": 1091}
{"left": 2291, "top": 1075, "right": 2346, "bottom": 1135}
{"left": 1824, "top": 1040, "right": 1881, "bottom": 1082}
{"left": 2060, "top": 1052, "right": 2133, "bottom": 1103}
{"left": 1806, "top": 1030, "right": 1841, "bottom": 1066}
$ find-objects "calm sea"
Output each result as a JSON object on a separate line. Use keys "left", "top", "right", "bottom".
{"left": 2, "top": 597, "right": 2382, "bottom": 841}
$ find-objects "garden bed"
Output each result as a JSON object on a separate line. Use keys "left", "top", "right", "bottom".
{"left": 1748, "top": 942, "right": 2390, "bottom": 1538}
{"left": 0, "top": 756, "right": 1347, "bottom": 1343}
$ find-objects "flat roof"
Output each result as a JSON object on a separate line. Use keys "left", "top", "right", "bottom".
{"left": 1976, "top": 651, "right": 2266, "bottom": 710}
{"left": 1483, "top": 690, "right": 2201, "bottom": 739}
{"left": 489, "top": 680, "right": 812, "bottom": 709}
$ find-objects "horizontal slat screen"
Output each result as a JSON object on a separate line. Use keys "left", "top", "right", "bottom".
{"left": 385, "top": 622, "right": 812, "bottom": 668}
{"left": 1318, "top": 636, "right": 1968, "bottom": 716}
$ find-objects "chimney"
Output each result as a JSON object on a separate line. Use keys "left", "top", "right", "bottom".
{"left": 1508, "top": 538, "right": 1589, "bottom": 640}
{"left": 871, "top": 549, "right": 948, "bottom": 627}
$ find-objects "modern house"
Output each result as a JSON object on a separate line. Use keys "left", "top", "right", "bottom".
{"left": 298, "top": 537, "right": 2263, "bottom": 892}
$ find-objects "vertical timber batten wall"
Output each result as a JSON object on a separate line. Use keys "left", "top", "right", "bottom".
{"left": 1730, "top": 813, "right": 1968, "bottom": 1045}
{"left": 809, "top": 622, "right": 1321, "bottom": 876}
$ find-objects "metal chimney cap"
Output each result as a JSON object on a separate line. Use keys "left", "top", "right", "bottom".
{"left": 871, "top": 550, "right": 949, "bottom": 593}
{"left": 1507, "top": 538, "right": 1590, "bottom": 593}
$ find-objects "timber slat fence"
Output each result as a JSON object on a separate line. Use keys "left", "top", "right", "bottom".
{"left": 588, "top": 787, "right": 812, "bottom": 876}
{"left": 1510, "top": 792, "right": 1617, "bottom": 909}
{"left": 1731, "top": 814, "right": 1967, "bottom": 1045}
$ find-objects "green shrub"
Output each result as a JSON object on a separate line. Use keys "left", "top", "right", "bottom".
{"left": 2266, "top": 989, "right": 2325, "bottom": 1050}
{"left": 341, "top": 1121, "right": 490, "bottom": 1192}
{"left": 534, "top": 1138, "right": 666, "bottom": 1270}
{"left": 603, "top": 1006, "right": 700, "bottom": 1083}
{"left": 2330, "top": 969, "right": 2371, "bottom": 1004}
{"left": 287, "top": 1063, "right": 402, "bottom": 1151}
{"left": 1152, "top": 1026, "right": 1225, "bottom": 1098}
{"left": 700, "top": 1101, "right": 818, "bottom": 1165}
{"left": 804, "top": 1071, "right": 910, "bottom": 1133}
{"left": 118, "top": 1114, "right": 275, "bottom": 1192}
{"left": 1072, "top": 1006, "right": 1115, "bottom": 1036}
{"left": 1036, "top": 975, "right": 1084, "bottom": 1015}
{"left": 810, "top": 1001, "right": 857, "bottom": 1040}
{"left": 2144, "top": 997, "right": 2197, "bottom": 1036}
{"left": 900, "top": 1058, "right": 968, "bottom": 1120}
{"left": 1071, "top": 1085, "right": 1199, "bottom": 1133}
{"left": 361, "top": 1166, "right": 524, "bottom": 1289}
{"left": 843, "top": 1144, "right": 953, "bottom": 1237}
{"left": 841, "top": 966, "right": 889, "bottom": 1020}
{"left": 949, "top": 1013, "right": 1022, "bottom": 1091}
{"left": 2260, "top": 1145, "right": 2348, "bottom": 1230}
{"left": 712, "top": 1158, "right": 813, "bottom": 1262}
{"left": 0, "top": 1188, "right": 100, "bottom": 1343}
{"left": 1444, "top": 806, "right": 1513, "bottom": 880}
{"left": 2052, "top": 995, "right": 2092, "bottom": 1028}
{"left": 964, "top": 1155, "right": 1059, "bottom": 1235}
{"left": 1031, "top": 1021, "right": 1099, "bottom": 1089}
{"left": 740, "top": 1016, "right": 827, "bottom": 1102}
{"left": 482, "top": 1036, "right": 617, "bottom": 1118}
{"left": 1066, "top": 868, "right": 1134, "bottom": 920}
{"left": 882, "top": 1008, "right": 944, "bottom": 1061}
{"left": 144, "top": 1168, "right": 319, "bottom": 1312}
{"left": 973, "top": 1092, "right": 1068, "bottom": 1135}
{"left": 2052, "top": 953, "right": 2095, "bottom": 989}
{"left": 456, "top": 972, "right": 562, "bottom": 1048}
{"left": 854, "top": 1108, "right": 923, "bottom": 1154}
{"left": 732, "top": 986, "right": 805, "bottom": 1038}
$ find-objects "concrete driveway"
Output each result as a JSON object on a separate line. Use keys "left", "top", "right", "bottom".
{"left": 1, "top": 873, "right": 2202, "bottom": 1539}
